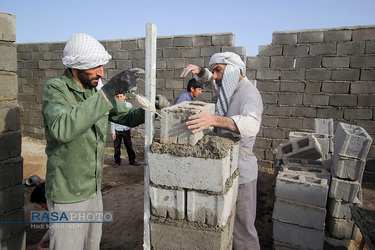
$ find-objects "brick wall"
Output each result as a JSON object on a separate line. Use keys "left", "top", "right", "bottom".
{"left": 250, "top": 25, "right": 375, "bottom": 173}
{"left": 17, "top": 26, "right": 375, "bottom": 172}
{"left": 0, "top": 11, "right": 26, "bottom": 249}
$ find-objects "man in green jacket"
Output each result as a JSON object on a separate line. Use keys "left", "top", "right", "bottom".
{"left": 42, "top": 33, "right": 145, "bottom": 249}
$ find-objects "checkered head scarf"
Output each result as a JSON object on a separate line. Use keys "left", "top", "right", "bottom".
{"left": 209, "top": 52, "right": 246, "bottom": 116}
{"left": 62, "top": 33, "right": 112, "bottom": 70}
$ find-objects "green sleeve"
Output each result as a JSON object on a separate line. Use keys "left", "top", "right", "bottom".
{"left": 109, "top": 98, "right": 145, "bottom": 127}
{"left": 42, "top": 82, "right": 113, "bottom": 143}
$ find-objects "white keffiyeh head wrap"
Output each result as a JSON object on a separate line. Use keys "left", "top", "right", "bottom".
{"left": 209, "top": 52, "right": 245, "bottom": 116}
{"left": 62, "top": 33, "right": 112, "bottom": 70}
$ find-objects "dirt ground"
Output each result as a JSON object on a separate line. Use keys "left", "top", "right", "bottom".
{"left": 21, "top": 136, "right": 374, "bottom": 249}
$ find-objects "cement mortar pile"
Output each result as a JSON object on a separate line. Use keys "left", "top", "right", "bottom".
{"left": 151, "top": 132, "right": 240, "bottom": 159}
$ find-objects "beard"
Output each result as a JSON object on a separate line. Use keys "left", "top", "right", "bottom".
{"left": 76, "top": 70, "right": 100, "bottom": 89}
{"left": 215, "top": 78, "right": 223, "bottom": 86}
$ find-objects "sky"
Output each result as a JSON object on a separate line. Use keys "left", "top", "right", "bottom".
{"left": 2, "top": 0, "right": 374, "bottom": 56}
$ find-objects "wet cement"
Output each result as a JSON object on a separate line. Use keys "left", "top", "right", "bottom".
{"left": 151, "top": 132, "right": 240, "bottom": 159}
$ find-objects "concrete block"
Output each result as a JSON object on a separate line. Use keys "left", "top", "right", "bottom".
{"left": 280, "top": 164, "right": 331, "bottom": 185}
{"left": 324, "top": 29, "right": 352, "bottom": 42}
{"left": 273, "top": 219, "right": 324, "bottom": 250}
{"left": 275, "top": 172, "right": 329, "bottom": 208}
{"left": 331, "top": 154, "right": 366, "bottom": 181}
{"left": 150, "top": 213, "right": 235, "bottom": 250}
{"left": 0, "top": 107, "right": 21, "bottom": 133}
{"left": 326, "top": 213, "right": 356, "bottom": 240}
{"left": 148, "top": 151, "right": 231, "bottom": 192}
{"left": 272, "top": 198, "right": 326, "bottom": 231}
{"left": 258, "top": 45, "right": 282, "bottom": 56}
{"left": 314, "top": 118, "right": 334, "bottom": 136}
{"left": 246, "top": 56, "right": 269, "bottom": 68}
{"left": 0, "top": 209, "right": 24, "bottom": 240}
{"left": 322, "top": 56, "right": 350, "bottom": 68}
{"left": 1, "top": 232, "right": 26, "bottom": 250}
{"left": 149, "top": 134, "right": 239, "bottom": 192}
{"left": 298, "top": 31, "right": 324, "bottom": 43}
{"left": 212, "top": 33, "right": 235, "bottom": 46}
{"left": 309, "top": 43, "right": 337, "bottom": 55}
{"left": 0, "top": 157, "right": 23, "bottom": 190}
{"left": 149, "top": 186, "right": 185, "bottom": 220}
{"left": 160, "top": 101, "right": 215, "bottom": 145}
{"left": 0, "top": 44, "right": 17, "bottom": 72}
{"left": 303, "top": 93, "right": 330, "bottom": 105}
{"left": 0, "top": 184, "right": 24, "bottom": 214}
{"left": 283, "top": 45, "right": 309, "bottom": 56}
{"left": 0, "top": 73, "right": 18, "bottom": 100}
{"left": 337, "top": 42, "right": 365, "bottom": 55}
{"left": 276, "top": 134, "right": 323, "bottom": 160}
{"left": 327, "top": 197, "right": 361, "bottom": 220}
{"left": 296, "top": 57, "right": 321, "bottom": 68}
{"left": 280, "top": 158, "right": 324, "bottom": 168}
{"left": 334, "top": 123, "right": 373, "bottom": 160}
{"left": 187, "top": 176, "right": 238, "bottom": 227}
{"left": 272, "top": 32, "right": 297, "bottom": 45}
{"left": 270, "top": 57, "right": 295, "bottom": 68}
{"left": 329, "top": 177, "right": 360, "bottom": 203}
{"left": 173, "top": 37, "right": 193, "bottom": 47}
{"left": 289, "top": 132, "right": 330, "bottom": 159}
{"left": 0, "top": 12, "right": 16, "bottom": 42}
{"left": 332, "top": 69, "right": 360, "bottom": 81}
{"left": 0, "top": 132, "right": 22, "bottom": 161}
{"left": 256, "top": 69, "right": 280, "bottom": 80}
{"left": 192, "top": 36, "right": 212, "bottom": 46}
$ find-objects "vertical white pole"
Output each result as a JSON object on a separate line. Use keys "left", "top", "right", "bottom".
{"left": 143, "top": 23, "right": 156, "bottom": 250}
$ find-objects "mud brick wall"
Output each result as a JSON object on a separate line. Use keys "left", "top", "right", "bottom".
{"left": 16, "top": 25, "right": 375, "bottom": 172}
{"left": 0, "top": 11, "right": 26, "bottom": 249}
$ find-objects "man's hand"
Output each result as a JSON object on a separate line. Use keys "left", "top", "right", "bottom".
{"left": 180, "top": 64, "right": 204, "bottom": 78}
{"left": 102, "top": 68, "right": 144, "bottom": 100}
{"left": 186, "top": 106, "right": 215, "bottom": 134}
{"left": 112, "top": 134, "right": 116, "bottom": 140}
{"left": 186, "top": 106, "right": 240, "bottom": 134}
{"left": 130, "top": 130, "right": 135, "bottom": 137}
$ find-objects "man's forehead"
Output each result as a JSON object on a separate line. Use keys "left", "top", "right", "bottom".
{"left": 211, "top": 63, "right": 226, "bottom": 71}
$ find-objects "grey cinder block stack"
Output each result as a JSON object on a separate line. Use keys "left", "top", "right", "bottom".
{"left": 273, "top": 119, "right": 373, "bottom": 248}
{"left": 327, "top": 123, "right": 373, "bottom": 240}
{"left": 272, "top": 123, "right": 332, "bottom": 249}
{"left": 148, "top": 101, "right": 240, "bottom": 249}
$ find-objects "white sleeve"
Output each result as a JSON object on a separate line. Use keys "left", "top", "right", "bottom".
{"left": 231, "top": 113, "right": 261, "bottom": 138}
{"left": 110, "top": 122, "right": 115, "bottom": 134}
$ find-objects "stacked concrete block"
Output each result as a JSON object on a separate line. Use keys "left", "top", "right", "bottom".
{"left": 273, "top": 172, "right": 329, "bottom": 249}
{"left": 333, "top": 123, "right": 372, "bottom": 161}
{"left": 160, "top": 101, "right": 215, "bottom": 145}
{"left": 276, "top": 134, "right": 323, "bottom": 160}
{"left": 289, "top": 132, "right": 330, "bottom": 160}
{"left": 315, "top": 118, "right": 334, "bottom": 156}
{"left": 0, "top": 11, "right": 26, "bottom": 249}
{"left": 326, "top": 122, "right": 372, "bottom": 240}
{"left": 149, "top": 103, "right": 240, "bottom": 249}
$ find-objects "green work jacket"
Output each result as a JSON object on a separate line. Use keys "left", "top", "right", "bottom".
{"left": 42, "top": 69, "right": 144, "bottom": 203}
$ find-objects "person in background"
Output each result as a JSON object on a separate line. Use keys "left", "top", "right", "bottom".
{"left": 28, "top": 182, "right": 49, "bottom": 250}
{"left": 111, "top": 93, "right": 140, "bottom": 167}
{"left": 42, "top": 33, "right": 146, "bottom": 250}
{"left": 173, "top": 78, "right": 203, "bottom": 105}
{"left": 180, "top": 52, "right": 263, "bottom": 250}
